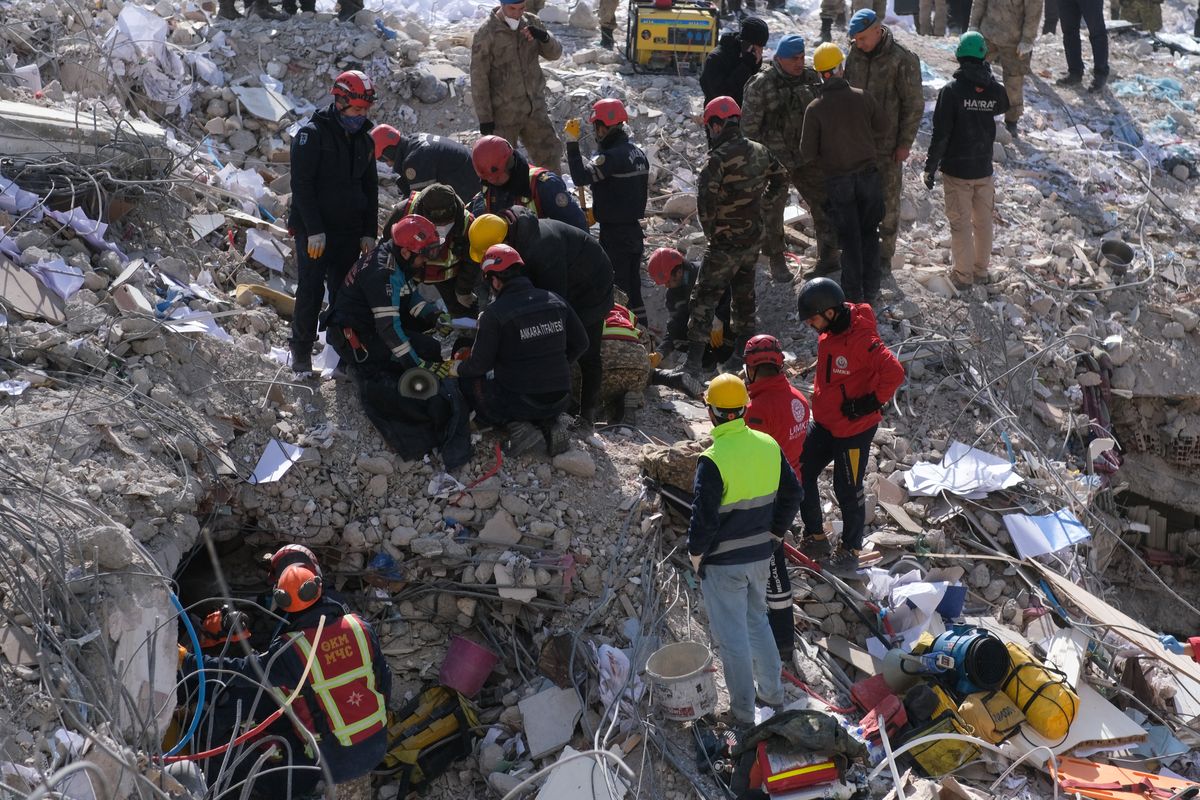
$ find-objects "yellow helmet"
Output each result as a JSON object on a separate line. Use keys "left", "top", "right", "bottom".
{"left": 704, "top": 373, "right": 749, "bottom": 410}
{"left": 812, "top": 42, "right": 845, "bottom": 73}
{"left": 468, "top": 214, "right": 509, "bottom": 262}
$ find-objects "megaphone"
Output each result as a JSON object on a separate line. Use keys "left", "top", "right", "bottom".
{"left": 398, "top": 367, "right": 438, "bottom": 400}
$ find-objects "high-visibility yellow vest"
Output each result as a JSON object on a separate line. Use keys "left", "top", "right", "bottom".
{"left": 404, "top": 191, "right": 472, "bottom": 284}
{"left": 703, "top": 418, "right": 781, "bottom": 515}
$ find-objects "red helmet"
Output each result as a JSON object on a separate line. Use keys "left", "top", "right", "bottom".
{"left": 590, "top": 98, "right": 628, "bottom": 126}
{"left": 392, "top": 214, "right": 439, "bottom": 253}
{"left": 332, "top": 70, "right": 376, "bottom": 109}
{"left": 647, "top": 247, "right": 685, "bottom": 285}
{"left": 472, "top": 135, "right": 514, "bottom": 181}
{"left": 481, "top": 244, "right": 523, "bottom": 275}
{"left": 703, "top": 96, "right": 741, "bottom": 124}
{"left": 370, "top": 123, "right": 402, "bottom": 160}
{"left": 744, "top": 334, "right": 784, "bottom": 369}
{"left": 268, "top": 544, "right": 320, "bottom": 583}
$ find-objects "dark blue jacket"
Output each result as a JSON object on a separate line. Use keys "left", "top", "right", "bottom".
{"left": 391, "top": 133, "right": 480, "bottom": 203}
{"left": 507, "top": 208, "right": 614, "bottom": 326}
{"left": 566, "top": 127, "right": 649, "bottom": 224}
{"left": 467, "top": 151, "right": 588, "bottom": 230}
{"left": 288, "top": 104, "right": 378, "bottom": 239}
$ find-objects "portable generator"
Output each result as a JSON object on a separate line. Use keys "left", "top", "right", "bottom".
{"left": 625, "top": 0, "right": 719, "bottom": 72}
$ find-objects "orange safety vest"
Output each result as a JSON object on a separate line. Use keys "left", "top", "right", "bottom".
{"left": 482, "top": 167, "right": 549, "bottom": 217}
{"left": 404, "top": 191, "right": 473, "bottom": 284}
{"left": 283, "top": 614, "right": 387, "bottom": 747}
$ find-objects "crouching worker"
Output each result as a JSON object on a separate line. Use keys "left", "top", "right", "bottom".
{"left": 178, "top": 546, "right": 391, "bottom": 799}
{"left": 324, "top": 215, "right": 471, "bottom": 470}
{"left": 458, "top": 244, "right": 589, "bottom": 457}
{"left": 647, "top": 247, "right": 733, "bottom": 368}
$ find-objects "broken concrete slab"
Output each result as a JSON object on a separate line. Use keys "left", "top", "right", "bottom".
{"left": 0, "top": 255, "right": 66, "bottom": 323}
{"left": 535, "top": 745, "right": 629, "bottom": 799}
{"left": 518, "top": 685, "right": 583, "bottom": 759}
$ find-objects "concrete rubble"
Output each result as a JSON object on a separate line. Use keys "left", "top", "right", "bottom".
{"left": 0, "top": 0, "right": 1198, "bottom": 797}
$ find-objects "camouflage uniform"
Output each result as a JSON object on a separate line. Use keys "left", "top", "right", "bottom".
{"left": 640, "top": 438, "right": 710, "bottom": 493}
{"left": 688, "top": 123, "right": 788, "bottom": 345}
{"left": 742, "top": 61, "right": 837, "bottom": 265}
{"left": 970, "top": 0, "right": 1045, "bottom": 123}
{"left": 918, "top": 0, "right": 948, "bottom": 34}
{"left": 845, "top": 27, "right": 923, "bottom": 268}
{"left": 471, "top": 8, "right": 564, "bottom": 172}
{"left": 854, "top": 0, "right": 887, "bottom": 14}
{"left": 599, "top": 0, "right": 618, "bottom": 31}
{"left": 527, "top": 0, "right": 545, "bottom": 12}
{"left": 1117, "top": 0, "right": 1160, "bottom": 29}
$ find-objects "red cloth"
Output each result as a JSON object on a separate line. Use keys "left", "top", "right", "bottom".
{"left": 746, "top": 373, "right": 810, "bottom": 474}
{"left": 1190, "top": 636, "right": 1200, "bottom": 663}
{"left": 811, "top": 303, "right": 906, "bottom": 438}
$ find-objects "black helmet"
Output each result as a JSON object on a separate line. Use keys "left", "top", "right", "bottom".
{"left": 797, "top": 277, "right": 845, "bottom": 319}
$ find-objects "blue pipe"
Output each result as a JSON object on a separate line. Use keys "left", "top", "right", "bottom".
{"left": 165, "top": 593, "right": 205, "bottom": 756}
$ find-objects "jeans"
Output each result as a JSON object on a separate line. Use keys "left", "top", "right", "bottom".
{"left": 292, "top": 232, "right": 362, "bottom": 354}
{"left": 798, "top": 422, "right": 877, "bottom": 552}
{"left": 1059, "top": 0, "right": 1109, "bottom": 76}
{"left": 824, "top": 169, "right": 884, "bottom": 303}
{"left": 599, "top": 223, "right": 646, "bottom": 317}
{"left": 701, "top": 559, "right": 784, "bottom": 723}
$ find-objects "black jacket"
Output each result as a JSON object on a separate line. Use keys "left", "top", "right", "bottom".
{"left": 392, "top": 133, "right": 480, "bottom": 204}
{"left": 566, "top": 127, "right": 649, "bottom": 224}
{"left": 288, "top": 104, "right": 378, "bottom": 238}
{"left": 667, "top": 260, "right": 730, "bottom": 344}
{"left": 700, "top": 32, "right": 761, "bottom": 105}
{"left": 925, "top": 60, "right": 1010, "bottom": 181}
{"left": 458, "top": 276, "right": 589, "bottom": 395}
{"left": 467, "top": 150, "right": 589, "bottom": 230}
{"left": 507, "top": 208, "right": 614, "bottom": 325}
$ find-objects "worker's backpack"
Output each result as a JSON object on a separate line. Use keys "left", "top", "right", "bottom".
{"left": 380, "top": 685, "right": 479, "bottom": 796}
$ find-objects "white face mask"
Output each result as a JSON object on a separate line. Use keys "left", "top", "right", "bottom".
{"left": 435, "top": 223, "right": 453, "bottom": 241}
{"left": 504, "top": 15, "right": 520, "bottom": 29}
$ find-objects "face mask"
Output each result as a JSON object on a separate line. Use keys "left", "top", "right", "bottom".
{"left": 435, "top": 223, "right": 453, "bottom": 241}
{"left": 337, "top": 111, "right": 368, "bottom": 133}
{"left": 504, "top": 15, "right": 520, "bottom": 29}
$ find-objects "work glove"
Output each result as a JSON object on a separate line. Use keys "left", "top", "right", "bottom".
{"left": 306, "top": 232, "right": 327, "bottom": 259}
{"left": 423, "top": 359, "right": 453, "bottom": 379}
{"left": 689, "top": 554, "right": 703, "bottom": 576}
{"left": 564, "top": 118, "right": 582, "bottom": 143}
{"left": 841, "top": 393, "right": 883, "bottom": 420}
{"left": 923, "top": 171, "right": 936, "bottom": 190}
{"left": 648, "top": 351, "right": 662, "bottom": 369}
{"left": 1160, "top": 634, "right": 1187, "bottom": 654}
{"left": 359, "top": 236, "right": 375, "bottom": 253}
{"left": 709, "top": 317, "right": 725, "bottom": 348}
{"left": 479, "top": 122, "right": 495, "bottom": 136}
{"left": 528, "top": 25, "right": 550, "bottom": 42}
{"left": 435, "top": 312, "right": 454, "bottom": 336}
{"left": 1017, "top": 41, "right": 1034, "bottom": 57}
{"left": 178, "top": 644, "right": 188, "bottom": 668}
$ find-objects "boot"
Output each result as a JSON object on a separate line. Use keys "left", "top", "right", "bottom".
{"left": 600, "top": 26, "right": 614, "bottom": 50}
{"left": 504, "top": 421, "right": 545, "bottom": 456}
{"left": 621, "top": 392, "right": 640, "bottom": 426}
{"left": 248, "top": 0, "right": 288, "bottom": 19}
{"left": 805, "top": 242, "right": 840, "bottom": 278}
{"left": 575, "top": 406, "right": 597, "bottom": 430}
{"left": 721, "top": 336, "right": 750, "bottom": 374}
{"left": 544, "top": 420, "right": 570, "bottom": 456}
{"left": 819, "top": 17, "right": 833, "bottom": 43}
{"left": 336, "top": 0, "right": 362, "bottom": 21}
{"left": 291, "top": 347, "right": 313, "bottom": 378}
{"left": 217, "top": 0, "right": 241, "bottom": 18}
{"left": 768, "top": 253, "right": 793, "bottom": 283}
{"left": 280, "top": 0, "right": 296, "bottom": 13}
{"left": 682, "top": 341, "right": 707, "bottom": 378}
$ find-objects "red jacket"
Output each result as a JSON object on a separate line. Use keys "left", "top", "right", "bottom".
{"left": 812, "top": 303, "right": 906, "bottom": 438}
{"left": 1191, "top": 637, "right": 1200, "bottom": 663}
{"left": 746, "top": 373, "right": 811, "bottom": 474}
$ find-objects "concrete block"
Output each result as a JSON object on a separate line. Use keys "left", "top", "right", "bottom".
{"left": 519, "top": 685, "right": 583, "bottom": 758}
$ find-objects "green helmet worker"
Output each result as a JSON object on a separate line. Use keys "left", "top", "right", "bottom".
{"left": 688, "top": 371, "right": 803, "bottom": 727}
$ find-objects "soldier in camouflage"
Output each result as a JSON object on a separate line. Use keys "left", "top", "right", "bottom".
{"left": 598, "top": 303, "right": 652, "bottom": 424}
{"left": 598, "top": 0, "right": 619, "bottom": 49}
{"left": 1116, "top": 0, "right": 1161, "bottom": 30}
{"left": 820, "top": 0, "right": 885, "bottom": 42}
{"left": 471, "top": 0, "right": 564, "bottom": 172}
{"left": 742, "top": 34, "right": 840, "bottom": 284}
{"left": 969, "top": 0, "right": 1045, "bottom": 136}
{"left": 683, "top": 96, "right": 788, "bottom": 378}
{"left": 845, "top": 10, "right": 923, "bottom": 273}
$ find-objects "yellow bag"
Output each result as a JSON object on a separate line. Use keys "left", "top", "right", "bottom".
{"left": 903, "top": 712, "right": 980, "bottom": 777}
{"left": 1002, "top": 643, "right": 1078, "bottom": 742}
{"left": 959, "top": 690, "right": 1025, "bottom": 744}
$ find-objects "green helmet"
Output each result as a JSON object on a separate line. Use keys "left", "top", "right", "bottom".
{"left": 956, "top": 31, "right": 987, "bottom": 60}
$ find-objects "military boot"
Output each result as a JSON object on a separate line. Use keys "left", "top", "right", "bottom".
{"left": 682, "top": 341, "right": 707, "bottom": 378}
{"left": 622, "top": 392, "right": 640, "bottom": 426}
{"left": 544, "top": 420, "right": 570, "bottom": 455}
{"left": 806, "top": 242, "right": 840, "bottom": 278}
{"left": 600, "top": 26, "right": 615, "bottom": 49}
{"left": 248, "top": 0, "right": 288, "bottom": 20}
{"left": 217, "top": 0, "right": 241, "bottom": 18}
{"left": 769, "top": 253, "right": 793, "bottom": 283}
{"left": 280, "top": 0, "right": 296, "bottom": 14}
{"left": 336, "top": 0, "right": 362, "bottom": 20}
{"left": 721, "top": 336, "right": 750, "bottom": 374}
{"left": 819, "top": 17, "right": 833, "bottom": 42}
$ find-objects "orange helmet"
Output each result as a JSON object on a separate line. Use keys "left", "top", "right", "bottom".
{"left": 703, "top": 96, "right": 741, "bottom": 124}
{"left": 274, "top": 564, "right": 323, "bottom": 613}
{"left": 647, "top": 248, "right": 685, "bottom": 285}
{"left": 332, "top": 70, "right": 376, "bottom": 109}
{"left": 268, "top": 544, "right": 320, "bottom": 583}
{"left": 481, "top": 244, "right": 523, "bottom": 276}
{"left": 392, "top": 214, "right": 439, "bottom": 253}
{"left": 590, "top": 98, "right": 628, "bottom": 126}
{"left": 371, "top": 123, "right": 402, "bottom": 161}
{"left": 472, "top": 135, "right": 514, "bottom": 181}
{"left": 744, "top": 334, "right": 784, "bottom": 369}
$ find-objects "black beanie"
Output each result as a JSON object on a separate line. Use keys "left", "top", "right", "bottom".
{"left": 739, "top": 17, "right": 769, "bottom": 46}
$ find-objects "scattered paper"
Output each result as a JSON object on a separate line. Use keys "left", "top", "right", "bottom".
{"left": 1003, "top": 508, "right": 1091, "bottom": 560}
{"left": 0, "top": 228, "right": 19, "bottom": 261}
{"left": 25, "top": 258, "right": 85, "bottom": 301}
{"left": 164, "top": 308, "right": 233, "bottom": 341}
{"left": 0, "top": 178, "right": 43, "bottom": 221}
{"left": 248, "top": 438, "right": 304, "bottom": 485}
{"left": 189, "top": 213, "right": 225, "bottom": 241}
{"left": 245, "top": 228, "right": 289, "bottom": 272}
{"left": 0, "top": 380, "right": 30, "bottom": 397}
{"left": 231, "top": 85, "right": 294, "bottom": 123}
{"left": 903, "top": 441, "right": 1023, "bottom": 499}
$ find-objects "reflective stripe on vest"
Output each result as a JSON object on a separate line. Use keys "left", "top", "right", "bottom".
{"left": 702, "top": 419, "right": 782, "bottom": 515}
{"left": 287, "top": 615, "right": 387, "bottom": 747}
{"left": 602, "top": 323, "right": 641, "bottom": 342}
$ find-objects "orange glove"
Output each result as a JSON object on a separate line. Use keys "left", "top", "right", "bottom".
{"left": 178, "top": 644, "right": 188, "bottom": 668}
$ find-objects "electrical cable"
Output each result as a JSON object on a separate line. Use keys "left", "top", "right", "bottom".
{"left": 165, "top": 592, "right": 206, "bottom": 756}
{"left": 877, "top": 710, "right": 905, "bottom": 800}
{"left": 497, "top": 748, "right": 636, "bottom": 800}
{"left": 867, "top": 733, "right": 1060, "bottom": 800}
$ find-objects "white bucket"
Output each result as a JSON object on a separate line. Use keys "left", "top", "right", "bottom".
{"left": 645, "top": 641, "right": 718, "bottom": 722}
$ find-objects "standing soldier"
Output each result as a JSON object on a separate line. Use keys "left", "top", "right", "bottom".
{"left": 370, "top": 126, "right": 480, "bottom": 204}
{"left": 742, "top": 34, "right": 839, "bottom": 283}
{"left": 845, "top": 9, "right": 923, "bottom": 276}
{"left": 471, "top": 0, "right": 564, "bottom": 172}
{"left": 565, "top": 98, "right": 651, "bottom": 318}
{"left": 683, "top": 97, "right": 788, "bottom": 378}
{"left": 800, "top": 44, "right": 887, "bottom": 304}
{"left": 598, "top": 0, "right": 619, "bottom": 49}
{"left": 968, "top": 0, "right": 1043, "bottom": 137}
{"left": 288, "top": 70, "right": 378, "bottom": 377}
{"left": 917, "top": 0, "right": 949, "bottom": 35}
{"left": 470, "top": 136, "right": 588, "bottom": 230}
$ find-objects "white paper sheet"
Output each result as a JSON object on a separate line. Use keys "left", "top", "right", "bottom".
{"left": 231, "top": 85, "right": 294, "bottom": 123}
{"left": 245, "top": 228, "right": 289, "bottom": 272}
{"left": 164, "top": 308, "right": 233, "bottom": 341}
{"left": 189, "top": 213, "right": 225, "bottom": 241}
{"left": 25, "top": 258, "right": 85, "bottom": 301}
{"left": 248, "top": 438, "right": 304, "bottom": 485}
{"left": 903, "top": 441, "right": 1023, "bottom": 498}
{"left": 1003, "top": 508, "right": 1091, "bottom": 560}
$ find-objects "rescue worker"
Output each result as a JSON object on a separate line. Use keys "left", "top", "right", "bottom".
{"left": 565, "top": 98, "right": 651, "bottom": 317}
{"left": 684, "top": 96, "right": 788, "bottom": 377}
{"left": 700, "top": 17, "right": 770, "bottom": 105}
{"left": 180, "top": 546, "right": 391, "bottom": 798}
{"left": 194, "top": 605, "right": 250, "bottom": 653}
{"left": 800, "top": 44, "right": 887, "bottom": 304}
{"left": 741, "top": 34, "right": 840, "bottom": 283}
{"left": 470, "top": 0, "right": 564, "bottom": 172}
{"left": 924, "top": 33, "right": 1010, "bottom": 290}
{"left": 458, "top": 244, "right": 590, "bottom": 456}
{"left": 388, "top": 184, "right": 480, "bottom": 316}
{"left": 795, "top": 278, "right": 905, "bottom": 576}
{"left": 288, "top": 70, "right": 379, "bottom": 377}
{"left": 647, "top": 247, "right": 732, "bottom": 366}
{"left": 369, "top": 125, "right": 480, "bottom": 204}
{"left": 324, "top": 215, "right": 471, "bottom": 469}
{"left": 467, "top": 208, "right": 614, "bottom": 426}
{"left": 1160, "top": 633, "right": 1200, "bottom": 662}
{"left": 469, "top": 136, "right": 588, "bottom": 231}
{"left": 968, "top": 0, "right": 1043, "bottom": 137}
{"left": 742, "top": 334, "right": 811, "bottom": 659}
{"left": 845, "top": 10, "right": 923, "bottom": 275}
{"left": 688, "top": 373, "right": 802, "bottom": 726}
{"left": 1055, "top": 0, "right": 1110, "bottom": 92}
{"left": 595, "top": 303, "right": 653, "bottom": 425}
